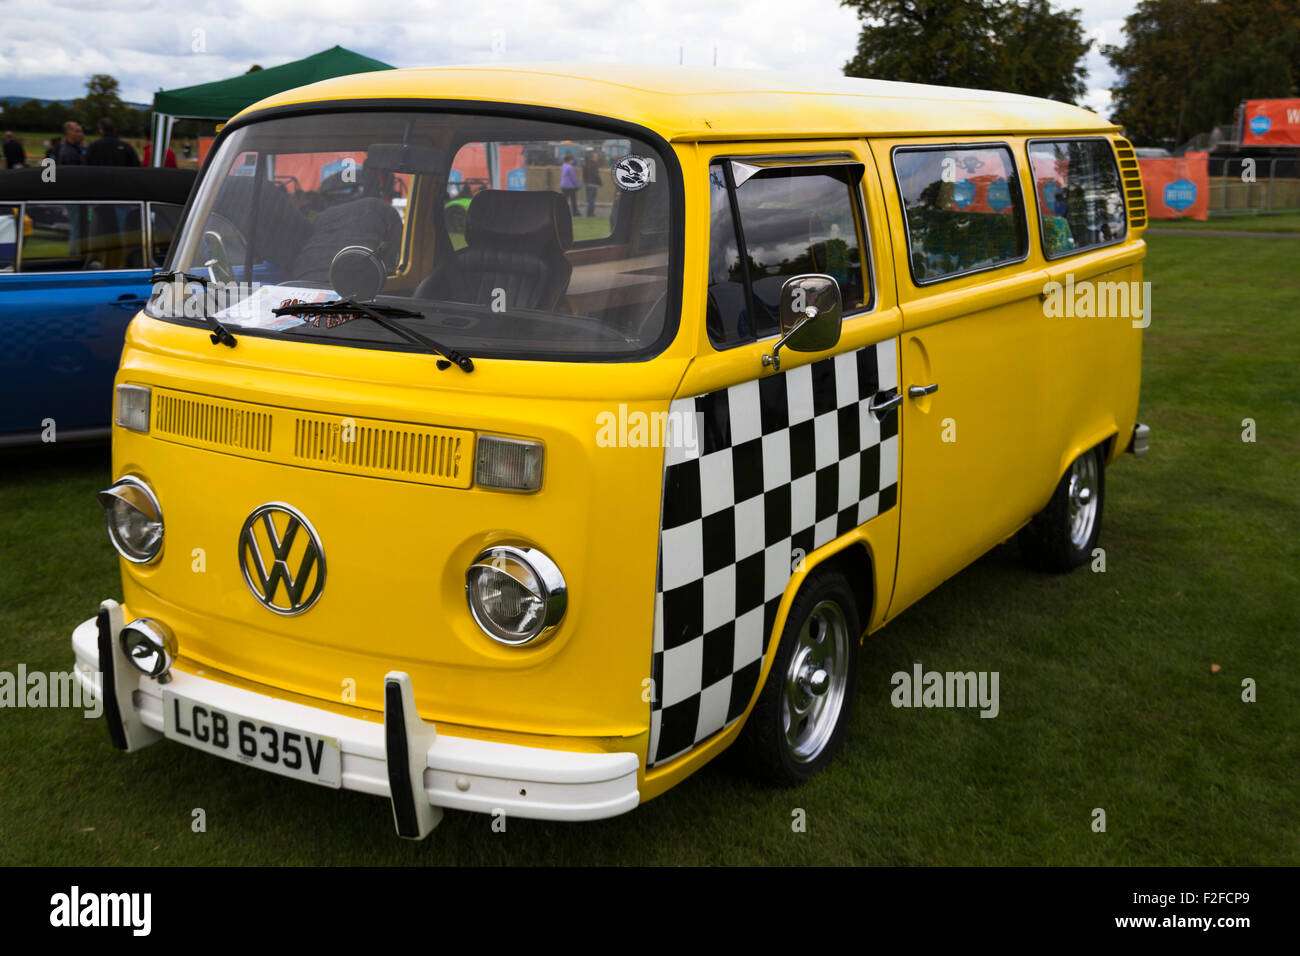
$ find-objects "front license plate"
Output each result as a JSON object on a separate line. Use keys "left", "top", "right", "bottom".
{"left": 163, "top": 691, "right": 342, "bottom": 788}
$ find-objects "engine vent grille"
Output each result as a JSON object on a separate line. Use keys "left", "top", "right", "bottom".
{"left": 148, "top": 388, "right": 473, "bottom": 488}
{"left": 292, "top": 415, "right": 469, "bottom": 486}
{"left": 154, "top": 391, "right": 272, "bottom": 453}
{"left": 1113, "top": 138, "right": 1148, "bottom": 231}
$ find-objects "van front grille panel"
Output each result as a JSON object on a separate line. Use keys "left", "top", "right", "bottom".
{"left": 149, "top": 388, "right": 473, "bottom": 488}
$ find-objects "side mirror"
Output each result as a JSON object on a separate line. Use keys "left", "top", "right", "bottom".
{"left": 763, "top": 274, "right": 843, "bottom": 371}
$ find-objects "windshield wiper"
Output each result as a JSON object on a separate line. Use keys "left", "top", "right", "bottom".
{"left": 271, "top": 299, "right": 474, "bottom": 372}
{"left": 150, "top": 271, "right": 238, "bottom": 348}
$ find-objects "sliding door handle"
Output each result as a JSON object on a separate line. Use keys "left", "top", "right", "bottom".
{"left": 868, "top": 390, "right": 902, "bottom": 419}
{"left": 908, "top": 383, "right": 939, "bottom": 399}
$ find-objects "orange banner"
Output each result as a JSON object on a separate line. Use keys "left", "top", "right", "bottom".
{"left": 1242, "top": 99, "right": 1300, "bottom": 146}
{"left": 1138, "top": 156, "right": 1209, "bottom": 220}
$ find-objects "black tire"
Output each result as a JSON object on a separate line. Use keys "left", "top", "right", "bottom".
{"left": 1018, "top": 444, "right": 1106, "bottom": 572}
{"left": 732, "top": 565, "right": 861, "bottom": 785}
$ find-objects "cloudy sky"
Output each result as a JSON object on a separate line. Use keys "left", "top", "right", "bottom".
{"left": 1, "top": 0, "right": 1137, "bottom": 118}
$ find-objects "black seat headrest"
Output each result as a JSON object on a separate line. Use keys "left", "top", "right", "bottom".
{"left": 466, "top": 189, "right": 573, "bottom": 250}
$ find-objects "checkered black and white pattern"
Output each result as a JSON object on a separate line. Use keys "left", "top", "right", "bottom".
{"left": 648, "top": 340, "right": 900, "bottom": 767}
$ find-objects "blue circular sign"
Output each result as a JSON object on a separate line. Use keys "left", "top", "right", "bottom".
{"left": 952, "top": 180, "right": 975, "bottom": 209}
{"left": 506, "top": 167, "right": 527, "bottom": 191}
{"left": 1249, "top": 115, "right": 1271, "bottom": 136}
{"left": 1164, "top": 178, "right": 1197, "bottom": 212}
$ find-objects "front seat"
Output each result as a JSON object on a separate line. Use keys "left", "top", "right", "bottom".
{"left": 415, "top": 189, "right": 573, "bottom": 311}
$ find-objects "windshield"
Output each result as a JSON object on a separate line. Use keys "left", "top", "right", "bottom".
{"left": 157, "top": 110, "right": 677, "bottom": 360}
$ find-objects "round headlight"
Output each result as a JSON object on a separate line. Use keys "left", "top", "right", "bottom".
{"left": 465, "top": 546, "right": 567, "bottom": 646}
{"left": 97, "top": 476, "right": 163, "bottom": 564}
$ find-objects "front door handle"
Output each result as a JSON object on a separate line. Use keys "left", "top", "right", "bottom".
{"left": 908, "top": 383, "right": 939, "bottom": 398}
{"left": 868, "top": 390, "right": 902, "bottom": 420}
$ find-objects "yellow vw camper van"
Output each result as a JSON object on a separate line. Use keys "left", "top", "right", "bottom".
{"left": 74, "top": 65, "right": 1149, "bottom": 837}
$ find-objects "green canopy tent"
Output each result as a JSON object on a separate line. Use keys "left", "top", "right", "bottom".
{"left": 149, "top": 45, "right": 394, "bottom": 166}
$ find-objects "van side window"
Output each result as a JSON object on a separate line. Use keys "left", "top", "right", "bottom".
{"left": 1026, "top": 139, "right": 1127, "bottom": 258}
{"left": 707, "top": 161, "right": 869, "bottom": 349}
{"left": 892, "top": 145, "right": 1028, "bottom": 284}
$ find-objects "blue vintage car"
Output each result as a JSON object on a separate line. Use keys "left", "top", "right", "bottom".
{"left": 0, "top": 166, "right": 195, "bottom": 444}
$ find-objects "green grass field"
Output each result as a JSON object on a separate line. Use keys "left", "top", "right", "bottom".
{"left": 1148, "top": 211, "right": 1300, "bottom": 233}
{"left": 0, "top": 231, "right": 1295, "bottom": 865}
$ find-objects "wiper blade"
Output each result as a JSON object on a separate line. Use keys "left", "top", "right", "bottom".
{"left": 150, "top": 271, "right": 238, "bottom": 348}
{"left": 272, "top": 299, "right": 474, "bottom": 373}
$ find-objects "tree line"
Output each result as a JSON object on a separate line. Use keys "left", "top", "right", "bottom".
{"left": 842, "top": 0, "right": 1299, "bottom": 146}
{"left": 1, "top": 75, "right": 210, "bottom": 140}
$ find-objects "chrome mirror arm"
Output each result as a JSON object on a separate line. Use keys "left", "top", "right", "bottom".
{"left": 761, "top": 306, "right": 818, "bottom": 371}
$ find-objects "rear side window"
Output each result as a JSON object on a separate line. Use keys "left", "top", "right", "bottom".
{"left": 707, "top": 161, "right": 869, "bottom": 349}
{"left": 892, "top": 145, "right": 1028, "bottom": 284}
{"left": 20, "top": 202, "right": 145, "bottom": 272}
{"left": 1026, "top": 139, "right": 1127, "bottom": 258}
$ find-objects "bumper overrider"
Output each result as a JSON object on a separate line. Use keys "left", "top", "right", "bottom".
{"left": 72, "top": 600, "right": 640, "bottom": 838}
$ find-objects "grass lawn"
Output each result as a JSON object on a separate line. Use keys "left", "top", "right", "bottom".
{"left": 1148, "top": 211, "right": 1300, "bottom": 233}
{"left": 0, "top": 231, "right": 1295, "bottom": 865}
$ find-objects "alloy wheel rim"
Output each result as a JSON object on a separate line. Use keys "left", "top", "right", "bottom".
{"left": 781, "top": 600, "right": 850, "bottom": 764}
{"left": 1067, "top": 454, "right": 1099, "bottom": 550}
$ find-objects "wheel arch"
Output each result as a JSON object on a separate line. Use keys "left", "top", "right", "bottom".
{"left": 1055, "top": 426, "right": 1119, "bottom": 495}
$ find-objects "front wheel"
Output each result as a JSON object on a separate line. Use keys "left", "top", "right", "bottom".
{"left": 1018, "top": 444, "right": 1106, "bottom": 572}
{"left": 733, "top": 566, "right": 860, "bottom": 785}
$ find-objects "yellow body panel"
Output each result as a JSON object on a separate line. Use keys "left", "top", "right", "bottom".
{"left": 103, "top": 65, "right": 1144, "bottom": 810}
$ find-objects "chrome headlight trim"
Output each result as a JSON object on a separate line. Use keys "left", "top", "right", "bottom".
{"left": 97, "top": 475, "right": 164, "bottom": 564}
{"left": 119, "top": 617, "right": 176, "bottom": 683}
{"left": 465, "top": 545, "right": 567, "bottom": 646}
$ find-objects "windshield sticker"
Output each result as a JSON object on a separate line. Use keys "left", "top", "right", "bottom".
{"left": 212, "top": 285, "right": 340, "bottom": 332}
{"left": 613, "top": 155, "right": 655, "bottom": 191}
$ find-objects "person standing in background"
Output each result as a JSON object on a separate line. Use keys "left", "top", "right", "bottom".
{"left": 142, "top": 143, "right": 178, "bottom": 168}
{"left": 56, "top": 121, "right": 85, "bottom": 165}
{"left": 86, "top": 118, "right": 140, "bottom": 166}
{"left": 45, "top": 136, "right": 61, "bottom": 160}
{"left": 582, "top": 152, "right": 602, "bottom": 218}
{"left": 560, "top": 153, "right": 579, "bottom": 218}
{"left": 3, "top": 131, "right": 26, "bottom": 168}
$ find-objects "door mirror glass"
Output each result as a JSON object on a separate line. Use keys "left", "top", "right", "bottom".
{"left": 780, "top": 274, "right": 842, "bottom": 351}
{"left": 763, "top": 274, "right": 842, "bottom": 371}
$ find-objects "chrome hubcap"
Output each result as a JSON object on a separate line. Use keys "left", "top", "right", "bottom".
{"left": 1067, "top": 454, "right": 1099, "bottom": 550}
{"left": 782, "top": 600, "right": 850, "bottom": 763}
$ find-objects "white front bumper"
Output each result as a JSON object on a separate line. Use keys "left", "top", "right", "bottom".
{"left": 72, "top": 610, "right": 640, "bottom": 835}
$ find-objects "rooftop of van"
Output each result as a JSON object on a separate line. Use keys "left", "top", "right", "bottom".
{"left": 233, "top": 63, "right": 1117, "bottom": 141}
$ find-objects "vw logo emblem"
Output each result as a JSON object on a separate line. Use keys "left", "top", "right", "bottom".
{"left": 238, "top": 503, "right": 326, "bottom": 615}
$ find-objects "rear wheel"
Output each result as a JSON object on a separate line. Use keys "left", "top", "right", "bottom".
{"left": 733, "top": 566, "right": 861, "bottom": 785}
{"left": 1018, "top": 444, "right": 1106, "bottom": 572}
